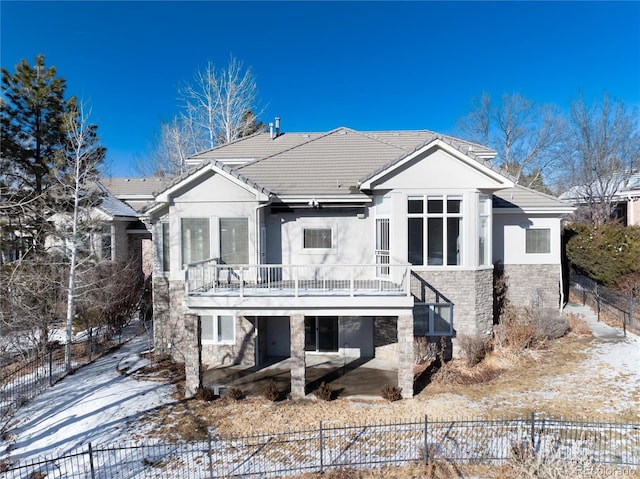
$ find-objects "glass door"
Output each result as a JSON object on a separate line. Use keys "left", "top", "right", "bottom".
{"left": 304, "top": 317, "right": 338, "bottom": 352}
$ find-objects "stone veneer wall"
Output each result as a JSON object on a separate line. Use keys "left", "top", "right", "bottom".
{"left": 201, "top": 317, "right": 256, "bottom": 367}
{"left": 501, "top": 264, "right": 561, "bottom": 309}
{"left": 152, "top": 279, "right": 197, "bottom": 364}
{"left": 152, "top": 275, "right": 170, "bottom": 355}
{"left": 410, "top": 268, "right": 494, "bottom": 338}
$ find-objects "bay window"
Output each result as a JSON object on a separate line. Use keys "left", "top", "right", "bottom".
{"left": 408, "top": 195, "right": 463, "bottom": 266}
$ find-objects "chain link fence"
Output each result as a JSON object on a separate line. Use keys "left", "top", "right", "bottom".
{"left": 3, "top": 414, "right": 638, "bottom": 478}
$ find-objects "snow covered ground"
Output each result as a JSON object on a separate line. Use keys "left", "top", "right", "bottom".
{"left": 1, "top": 332, "right": 175, "bottom": 465}
{"left": 1, "top": 304, "right": 638, "bottom": 474}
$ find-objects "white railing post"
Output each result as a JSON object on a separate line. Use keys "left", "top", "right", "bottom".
{"left": 240, "top": 267, "right": 244, "bottom": 297}
{"left": 350, "top": 268, "right": 355, "bottom": 297}
{"left": 294, "top": 266, "right": 299, "bottom": 297}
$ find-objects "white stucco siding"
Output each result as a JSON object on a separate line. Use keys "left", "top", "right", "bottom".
{"left": 266, "top": 210, "right": 374, "bottom": 267}
{"left": 173, "top": 171, "right": 258, "bottom": 203}
{"left": 374, "top": 149, "right": 505, "bottom": 190}
{"left": 493, "top": 213, "right": 562, "bottom": 265}
{"left": 161, "top": 172, "right": 263, "bottom": 279}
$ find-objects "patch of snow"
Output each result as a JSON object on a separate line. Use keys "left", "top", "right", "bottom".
{"left": 2, "top": 332, "right": 175, "bottom": 466}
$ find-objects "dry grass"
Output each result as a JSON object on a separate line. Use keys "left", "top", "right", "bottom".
{"left": 133, "top": 313, "right": 638, "bottom": 442}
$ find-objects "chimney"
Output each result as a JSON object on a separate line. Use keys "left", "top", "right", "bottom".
{"left": 269, "top": 122, "right": 275, "bottom": 140}
{"left": 275, "top": 117, "right": 281, "bottom": 137}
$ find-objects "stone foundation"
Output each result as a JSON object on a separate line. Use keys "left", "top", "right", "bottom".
{"left": 410, "top": 268, "right": 494, "bottom": 338}
{"left": 501, "top": 264, "right": 561, "bottom": 309}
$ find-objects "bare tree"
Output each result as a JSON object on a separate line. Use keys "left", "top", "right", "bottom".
{"left": 53, "top": 100, "right": 105, "bottom": 371}
{"left": 0, "top": 257, "right": 67, "bottom": 358}
{"left": 138, "top": 56, "right": 264, "bottom": 177}
{"left": 561, "top": 93, "right": 640, "bottom": 225}
{"left": 457, "top": 92, "right": 564, "bottom": 191}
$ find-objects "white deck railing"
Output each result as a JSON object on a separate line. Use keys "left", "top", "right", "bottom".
{"left": 185, "top": 260, "right": 411, "bottom": 298}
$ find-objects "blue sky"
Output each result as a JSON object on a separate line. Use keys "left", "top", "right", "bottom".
{"left": 2, "top": 1, "right": 639, "bottom": 177}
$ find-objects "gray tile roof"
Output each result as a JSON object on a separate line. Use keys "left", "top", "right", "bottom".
{"left": 101, "top": 177, "right": 171, "bottom": 197}
{"left": 187, "top": 131, "right": 324, "bottom": 163}
{"left": 150, "top": 127, "right": 506, "bottom": 200}
{"left": 235, "top": 128, "right": 504, "bottom": 196}
{"left": 494, "top": 185, "right": 574, "bottom": 211}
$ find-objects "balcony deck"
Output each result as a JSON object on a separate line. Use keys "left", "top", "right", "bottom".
{"left": 186, "top": 261, "right": 411, "bottom": 298}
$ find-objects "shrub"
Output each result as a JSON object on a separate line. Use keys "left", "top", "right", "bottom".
{"left": 414, "top": 336, "right": 438, "bottom": 364}
{"left": 262, "top": 380, "right": 280, "bottom": 401}
{"left": 381, "top": 384, "right": 402, "bottom": 402}
{"left": 532, "top": 309, "right": 568, "bottom": 341}
{"left": 494, "top": 306, "right": 568, "bottom": 352}
{"left": 227, "top": 387, "right": 245, "bottom": 401}
{"left": 313, "top": 381, "right": 333, "bottom": 401}
{"left": 194, "top": 386, "right": 217, "bottom": 402}
{"left": 567, "top": 313, "right": 591, "bottom": 335}
{"left": 457, "top": 334, "right": 488, "bottom": 367}
{"left": 565, "top": 223, "right": 640, "bottom": 286}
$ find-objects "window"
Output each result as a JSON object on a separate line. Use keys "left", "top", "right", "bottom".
{"left": 101, "top": 224, "right": 112, "bottom": 260}
{"left": 182, "top": 218, "right": 210, "bottom": 266}
{"left": 304, "top": 316, "right": 338, "bottom": 352}
{"left": 478, "top": 195, "right": 490, "bottom": 266}
{"left": 408, "top": 195, "right": 463, "bottom": 266}
{"left": 220, "top": 218, "right": 249, "bottom": 264}
{"left": 303, "top": 228, "right": 332, "bottom": 249}
{"left": 526, "top": 228, "right": 551, "bottom": 254}
{"left": 201, "top": 315, "right": 235, "bottom": 344}
{"left": 161, "top": 223, "right": 170, "bottom": 271}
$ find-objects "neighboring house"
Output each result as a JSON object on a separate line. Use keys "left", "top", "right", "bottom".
{"left": 559, "top": 171, "right": 640, "bottom": 226}
{"left": 100, "top": 177, "right": 170, "bottom": 276}
{"left": 45, "top": 184, "right": 144, "bottom": 267}
{"left": 143, "top": 126, "right": 574, "bottom": 399}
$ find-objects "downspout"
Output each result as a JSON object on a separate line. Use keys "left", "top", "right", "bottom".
{"left": 254, "top": 198, "right": 271, "bottom": 367}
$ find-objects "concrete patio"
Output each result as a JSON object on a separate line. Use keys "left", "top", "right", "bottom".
{"left": 202, "top": 355, "right": 398, "bottom": 399}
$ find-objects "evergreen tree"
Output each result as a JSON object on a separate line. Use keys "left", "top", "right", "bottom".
{"left": 1, "top": 55, "right": 72, "bottom": 257}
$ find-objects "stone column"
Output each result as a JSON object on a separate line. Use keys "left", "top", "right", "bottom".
{"left": 152, "top": 276, "right": 170, "bottom": 355}
{"left": 183, "top": 313, "right": 202, "bottom": 398}
{"left": 397, "top": 314, "right": 414, "bottom": 399}
{"left": 290, "top": 314, "right": 306, "bottom": 399}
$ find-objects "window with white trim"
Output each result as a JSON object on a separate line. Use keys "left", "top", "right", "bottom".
{"left": 100, "top": 224, "right": 113, "bottom": 260}
{"left": 161, "top": 222, "right": 170, "bottom": 271}
{"left": 181, "top": 218, "right": 210, "bottom": 266}
{"left": 525, "top": 228, "right": 551, "bottom": 254}
{"left": 478, "top": 195, "right": 490, "bottom": 266}
{"left": 220, "top": 218, "right": 249, "bottom": 264}
{"left": 201, "top": 315, "right": 235, "bottom": 344}
{"left": 408, "top": 195, "right": 463, "bottom": 266}
{"left": 303, "top": 228, "right": 332, "bottom": 249}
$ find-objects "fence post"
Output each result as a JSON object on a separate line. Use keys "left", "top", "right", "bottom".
{"left": 49, "top": 350, "right": 53, "bottom": 386}
{"left": 530, "top": 412, "right": 535, "bottom": 452}
{"left": 319, "top": 421, "right": 324, "bottom": 473}
{"left": 88, "top": 442, "right": 96, "bottom": 479}
{"left": 630, "top": 294, "right": 634, "bottom": 327}
{"left": 207, "top": 428, "right": 215, "bottom": 479}
{"left": 423, "top": 415, "right": 429, "bottom": 465}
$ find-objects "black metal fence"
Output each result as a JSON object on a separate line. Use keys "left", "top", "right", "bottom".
{"left": 0, "top": 321, "right": 149, "bottom": 426}
{"left": 3, "top": 414, "right": 639, "bottom": 478}
{"left": 569, "top": 269, "right": 639, "bottom": 335}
